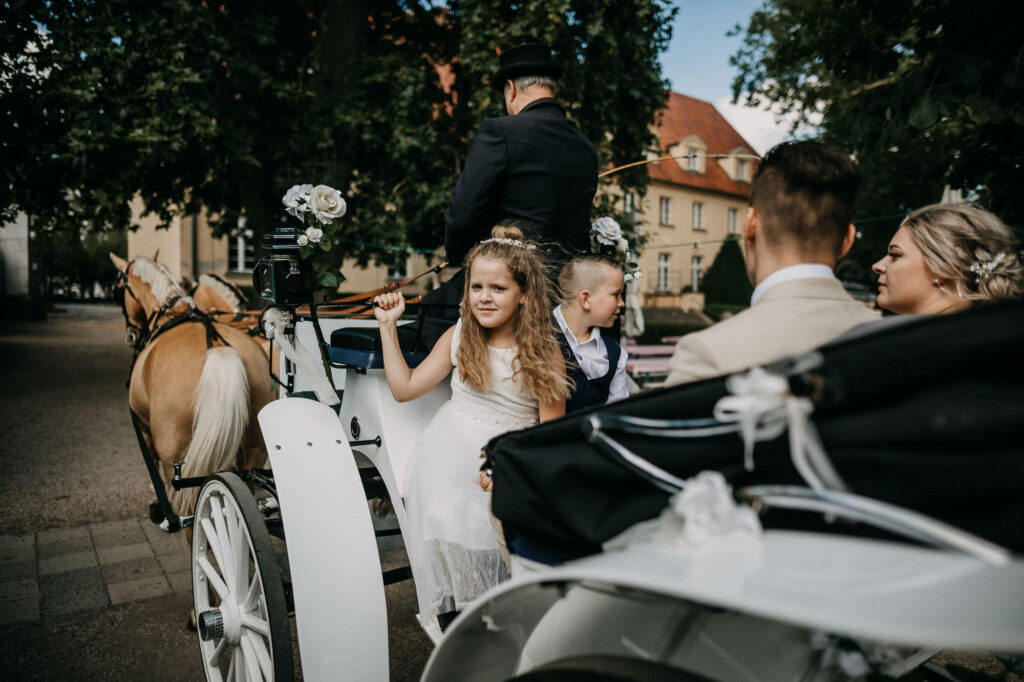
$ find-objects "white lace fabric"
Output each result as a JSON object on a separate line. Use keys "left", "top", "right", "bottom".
{"left": 404, "top": 318, "right": 537, "bottom": 628}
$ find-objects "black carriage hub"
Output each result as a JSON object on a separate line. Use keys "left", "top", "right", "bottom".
{"left": 253, "top": 227, "right": 314, "bottom": 305}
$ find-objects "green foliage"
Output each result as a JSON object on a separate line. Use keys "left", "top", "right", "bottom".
{"left": 2, "top": 0, "right": 675, "bottom": 274}
{"left": 634, "top": 321, "right": 706, "bottom": 345}
{"left": 700, "top": 238, "right": 752, "bottom": 305}
{"left": 730, "top": 0, "right": 1024, "bottom": 284}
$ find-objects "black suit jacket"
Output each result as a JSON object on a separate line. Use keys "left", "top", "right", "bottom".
{"left": 444, "top": 98, "right": 599, "bottom": 266}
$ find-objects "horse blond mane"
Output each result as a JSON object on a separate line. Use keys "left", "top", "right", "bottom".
{"left": 131, "top": 257, "right": 192, "bottom": 307}
{"left": 198, "top": 273, "right": 246, "bottom": 312}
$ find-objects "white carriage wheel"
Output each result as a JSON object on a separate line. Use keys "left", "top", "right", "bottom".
{"left": 192, "top": 473, "right": 293, "bottom": 682}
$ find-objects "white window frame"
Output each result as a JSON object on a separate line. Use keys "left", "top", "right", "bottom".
{"left": 687, "top": 148, "right": 700, "bottom": 171}
{"left": 387, "top": 256, "right": 409, "bottom": 282}
{"left": 624, "top": 191, "right": 638, "bottom": 215}
{"left": 228, "top": 217, "right": 255, "bottom": 273}
{"left": 737, "top": 158, "right": 750, "bottom": 182}
{"left": 691, "top": 254, "right": 703, "bottom": 292}
{"left": 657, "top": 253, "right": 671, "bottom": 292}
{"left": 692, "top": 202, "right": 704, "bottom": 231}
{"left": 728, "top": 207, "right": 738, "bottom": 235}
{"left": 659, "top": 197, "right": 672, "bottom": 226}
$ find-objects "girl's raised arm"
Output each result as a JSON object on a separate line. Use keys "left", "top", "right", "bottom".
{"left": 373, "top": 292, "right": 455, "bottom": 402}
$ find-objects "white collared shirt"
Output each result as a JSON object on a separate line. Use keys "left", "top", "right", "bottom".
{"left": 553, "top": 306, "right": 630, "bottom": 403}
{"left": 750, "top": 264, "right": 836, "bottom": 305}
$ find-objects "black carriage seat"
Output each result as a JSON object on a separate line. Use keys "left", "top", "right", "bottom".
{"left": 328, "top": 325, "right": 429, "bottom": 369}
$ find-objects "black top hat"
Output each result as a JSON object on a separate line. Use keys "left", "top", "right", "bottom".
{"left": 493, "top": 43, "right": 564, "bottom": 91}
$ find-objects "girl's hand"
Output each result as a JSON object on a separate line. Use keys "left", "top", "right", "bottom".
{"left": 373, "top": 291, "right": 405, "bottom": 326}
{"left": 478, "top": 470, "right": 493, "bottom": 493}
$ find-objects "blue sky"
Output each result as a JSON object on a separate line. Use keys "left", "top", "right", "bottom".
{"left": 659, "top": 0, "right": 792, "bottom": 154}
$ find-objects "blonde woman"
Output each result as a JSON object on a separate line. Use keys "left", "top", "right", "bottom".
{"left": 872, "top": 204, "right": 1023, "bottom": 314}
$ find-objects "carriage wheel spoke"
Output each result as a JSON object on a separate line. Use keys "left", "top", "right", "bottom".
{"left": 244, "top": 573, "right": 260, "bottom": 611}
{"left": 198, "top": 556, "right": 230, "bottom": 601}
{"left": 226, "top": 645, "right": 237, "bottom": 682}
{"left": 210, "top": 496, "right": 236, "bottom": 592}
{"left": 240, "top": 630, "right": 272, "bottom": 682}
{"left": 208, "top": 638, "right": 228, "bottom": 667}
{"left": 201, "top": 518, "right": 228, "bottom": 576}
{"left": 241, "top": 612, "right": 270, "bottom": 637}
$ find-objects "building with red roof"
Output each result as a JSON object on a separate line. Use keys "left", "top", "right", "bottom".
{"left": 625, "top": 91, "right": 760, "bottom": 307}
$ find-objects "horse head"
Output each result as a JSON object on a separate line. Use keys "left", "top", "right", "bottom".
{"left": 109, "top": 253, "right": 191, "bottom": 347}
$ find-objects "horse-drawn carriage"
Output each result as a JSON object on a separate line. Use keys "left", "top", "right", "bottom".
{"left": 112, "top": 231, "right": 1024, "bottom": 681}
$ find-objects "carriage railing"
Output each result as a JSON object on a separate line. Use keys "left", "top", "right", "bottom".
{"left": 583, "top": 412, "right": 1011, "bottom": 566}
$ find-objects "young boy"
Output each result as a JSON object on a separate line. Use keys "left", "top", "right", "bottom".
{"left": 554, "top": 254, "right": 629, "bottom": 412}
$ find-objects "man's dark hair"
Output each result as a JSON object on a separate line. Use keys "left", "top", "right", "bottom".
{"left": 750, "top": 141, "right": 860, "bottom": 257}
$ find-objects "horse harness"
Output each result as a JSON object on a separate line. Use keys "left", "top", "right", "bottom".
{"left": 115, "top": 263, "right": 235, "bottom": 532}
{"left": 115, "top": 266, "right": 233, "bottom": 384}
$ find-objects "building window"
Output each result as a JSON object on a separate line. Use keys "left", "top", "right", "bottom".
{"left": 659, "top": 197, "right": 672, "bottom": 226}
{"left": 624, "top": 191, "right": 638, "bottom": 215}
{"left": 692, "top": 202, "right": 704, "bottom": 231}
{"left": 687, "top": 147, "right": 700, "bottom": 172}
{"left": 228, "top": 218, "right": 255, "bottom": 273}
{"left": 737, "top": 158, "right": 750, "bottom": 182}
{"left": 691, "top": 255, "right": 704, "bottom": 292}
{"left": 657, "top": 253, "right": 670, "bottom": 292}
{"left": 387, "top": 257, "right": 408, "bottom": 282}
{"left": 728, "top": 207, "right": 738, "bottom": 235}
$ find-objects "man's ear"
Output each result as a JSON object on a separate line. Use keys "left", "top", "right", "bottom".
{"left": 838, "top": 223, "right": 857, "bottom": 259}
{"left": 743, "top": 206, "right": 758, "bottom": 247}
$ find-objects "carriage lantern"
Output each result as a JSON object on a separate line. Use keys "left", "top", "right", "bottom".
{"left": 253, "top": 227, "right": 314, "bottom": 305}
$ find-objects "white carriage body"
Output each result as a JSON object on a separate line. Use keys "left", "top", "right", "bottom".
{"left": 234, "top": 311, "right": 1024, "bottom": 682}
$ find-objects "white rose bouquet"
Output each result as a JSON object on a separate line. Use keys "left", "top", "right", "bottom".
{"left": 281, "top": 183, "right": 347, "bottom": 288}
{"left": 590, "top": 216, "right": 641, "bottom": 282}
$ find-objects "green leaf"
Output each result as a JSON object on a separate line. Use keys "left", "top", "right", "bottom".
{"left": 909, "top": 92, "right": 939, "bottom": 129}
{"left": 319, "top": 239, "right": 331, "bottom": 252}
{"left": 318, "top": 270, "right": 343, "bottom": 289}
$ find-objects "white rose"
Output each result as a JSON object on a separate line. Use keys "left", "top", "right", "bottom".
{"left": 282, "top": 184, "right": 312, "bottom": 218}
{"left": 616, "top": 238, "right": 629, "bottom": 252}
{"left": 591, "top": 216, "right": 622, "bottom": 245}
{"left": 308, "top": 184, "right": 346, "bottom": 225}
{"left": 297, "top": 234, "right": 309, "bottom": 246}
{"left": 305, "top": 227, "right": 323, "bottom": 243}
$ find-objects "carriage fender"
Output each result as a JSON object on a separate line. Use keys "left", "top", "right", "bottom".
{"left": 259, "top": 397, "right": 387, "bottom": 682}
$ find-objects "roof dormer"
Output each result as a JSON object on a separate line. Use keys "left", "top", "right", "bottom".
{"left": 668, "top": 135, "right": 707, "bottom": 174}
{"left": 724, "top": 146, "right": 757, "bottom": 183}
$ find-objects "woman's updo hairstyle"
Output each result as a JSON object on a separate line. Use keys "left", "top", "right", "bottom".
{"left": 901, "top": 203, "right": 1024, "bottom": 304}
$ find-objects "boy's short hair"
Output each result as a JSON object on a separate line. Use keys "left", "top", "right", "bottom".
{"left": 558, "top": 254, "right": 622, "bottom": 304}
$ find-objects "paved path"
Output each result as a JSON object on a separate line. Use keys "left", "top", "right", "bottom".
{"left": 0, "top": 304, "right": 431, "bottom": 680}
{"left": 1, "top": 518, "right": 189, "bottom": 627}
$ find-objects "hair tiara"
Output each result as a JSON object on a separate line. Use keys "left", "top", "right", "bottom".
{"left": 479, "top": 237, "right": 534, "bottom": 249}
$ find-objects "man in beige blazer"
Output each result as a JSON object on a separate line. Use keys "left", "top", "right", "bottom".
{"left": 666, "top": 141, "right": 879, "bottom": 386}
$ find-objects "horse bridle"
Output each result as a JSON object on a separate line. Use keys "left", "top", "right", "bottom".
{"left": 114, "top": 262, "right": 184, "bottom": 352}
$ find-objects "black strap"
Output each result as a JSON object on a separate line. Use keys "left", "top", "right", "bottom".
{"left": 128, "top": 407, "right": 184, "bottom": 533}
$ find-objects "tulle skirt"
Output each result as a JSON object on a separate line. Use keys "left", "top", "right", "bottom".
{"left": 403, "top": 400, "right": 513, "bottom": 628}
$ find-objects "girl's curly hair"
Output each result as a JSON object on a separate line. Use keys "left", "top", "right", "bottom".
{"left": 457, "top": 224, "right": 569, "bottom": 405}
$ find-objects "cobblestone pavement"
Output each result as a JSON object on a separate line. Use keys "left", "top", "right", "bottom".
{"left": 1, "top": 518, "right": 190, "bottom": 627}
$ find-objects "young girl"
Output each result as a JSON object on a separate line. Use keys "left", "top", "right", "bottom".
{"left": 373, "top": 224, "right": 568, "bottom": 631}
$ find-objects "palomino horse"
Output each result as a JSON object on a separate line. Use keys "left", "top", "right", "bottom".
{"left": 110, "top": 254, "right": 276, "bottom": 515}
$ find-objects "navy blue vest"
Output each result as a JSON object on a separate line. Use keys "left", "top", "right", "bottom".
{"left": 554, "top": 315, "right": 622, "bottom": 413}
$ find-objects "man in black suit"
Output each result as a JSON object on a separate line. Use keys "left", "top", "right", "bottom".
{"left": 419, "top": 43, "right": 599, "bottom": 346}
{"left": 445, "top": 42, "right": 599, "bottom": 265}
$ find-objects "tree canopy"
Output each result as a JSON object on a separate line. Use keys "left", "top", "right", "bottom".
{"left": 2, "top": 0, "right": 674, "bottom": 269}
{"left": 729, "top": 0, "right": 1024, "bottom": 280}
{"left": 700, "top": 237, "right": 751, "bottom": 306}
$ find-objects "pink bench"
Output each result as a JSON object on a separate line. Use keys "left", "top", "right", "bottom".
{"left": 623, "top": 340, "right": 674, "bottom": 387}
